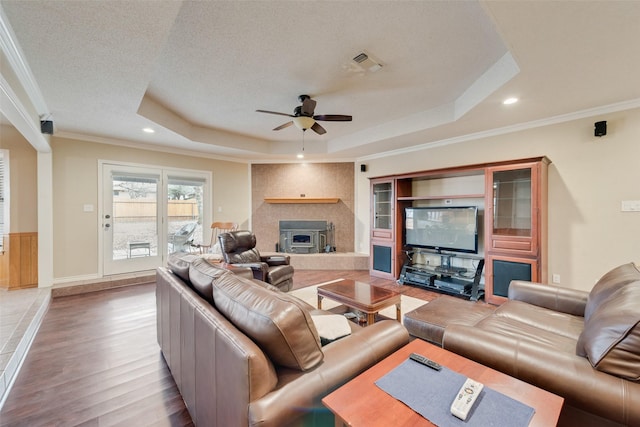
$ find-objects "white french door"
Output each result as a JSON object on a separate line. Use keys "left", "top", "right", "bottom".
{"left": 101, "top": 162, "right": 211, "bottom": 276}
{"left": 102, "top": 164, "right": 163, "bottom": 275}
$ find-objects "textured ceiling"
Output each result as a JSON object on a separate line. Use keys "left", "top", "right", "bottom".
{"left": 2, "top": 1, "right": 640, "bottom": 161}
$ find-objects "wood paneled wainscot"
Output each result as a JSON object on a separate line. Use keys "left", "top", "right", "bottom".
{"left": 0, "top": 232, "right": 38, "bottom": 290}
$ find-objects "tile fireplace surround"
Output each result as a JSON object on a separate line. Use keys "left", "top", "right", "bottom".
{"left": 251, "top": 163, "right": 355, "bottom": 254}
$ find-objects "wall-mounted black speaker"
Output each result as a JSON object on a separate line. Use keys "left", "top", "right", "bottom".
{"left": 40, "top": 120, "right": 54, "bottom": 135}
{"left": 594, "top": 121, "right": 607, "bottom": 137}
{"left": 360, "top": 164, "right": 367, "bottom": 172}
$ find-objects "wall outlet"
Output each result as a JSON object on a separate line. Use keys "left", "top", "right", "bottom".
{"left": 552, "top": 274, "right": 561, "bottom": 284}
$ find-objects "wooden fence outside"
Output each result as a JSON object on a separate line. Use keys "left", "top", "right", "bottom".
{"left": 114, "top": 200, "right": 199, "bottom": 219}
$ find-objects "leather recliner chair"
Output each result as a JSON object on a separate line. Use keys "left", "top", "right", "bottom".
{"left": 218, "top": 230, "right": 294, "bottom": 291}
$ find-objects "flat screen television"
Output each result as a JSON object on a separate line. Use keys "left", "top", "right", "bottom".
{"left": 404, "top": 206, "right": 478, "bottom": 254}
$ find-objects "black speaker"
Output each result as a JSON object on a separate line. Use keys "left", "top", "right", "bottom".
{"left": 360, "top": 164, "right": 367, "bottom": 172}
{"left": 40, "top": 120, "right": 54, "bottom": 135}
{"left": 492, "top": 259, "right": 531, "bottom": 297}
{"left": 372, "top": 245, "right": 392, "bottom": 273}
{"left": 594, "top": 121, "right": 607, "bottom": 137}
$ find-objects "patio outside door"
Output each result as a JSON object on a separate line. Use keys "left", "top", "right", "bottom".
{"left": 102, "top": 164, "right": 163, "bottom": 275}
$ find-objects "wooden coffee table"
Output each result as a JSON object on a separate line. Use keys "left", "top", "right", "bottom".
{"left": 322, "top": 339, "right": 563, "bottom": 427}
{"left": 317, "top": 279, "right": 401, "bottom": 325}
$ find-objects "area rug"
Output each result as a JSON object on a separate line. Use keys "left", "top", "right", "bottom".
{"left": 289, "top": 279, "right": 427, "bottom": 324}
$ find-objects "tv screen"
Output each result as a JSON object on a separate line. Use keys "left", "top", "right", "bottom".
{"left": 404, "top": 206, "right": 478, "bottom": 253}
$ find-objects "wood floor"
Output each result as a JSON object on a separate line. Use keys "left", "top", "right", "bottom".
{"left": 0, "top": 270, "right": 441, "bottom": 426}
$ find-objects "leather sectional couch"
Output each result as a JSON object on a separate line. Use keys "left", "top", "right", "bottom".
{"left": 406, "top": 262, "right": 640, "bottom": 426}
{"left": 156, "top": 254, "right": 410, "bottom": 426}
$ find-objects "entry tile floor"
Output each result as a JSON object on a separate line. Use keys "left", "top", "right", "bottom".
{"left": 0, "top": 287, "right": 50, "bottom": 407}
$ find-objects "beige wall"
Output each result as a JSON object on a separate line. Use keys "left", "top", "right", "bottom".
{"left": 0, "top": 124, "right": 38, "bottom": 233}
{"left": 357, "top": 107, "right": 640, "bottom": 292}
{"left": 52, "top": 137, "right": 249, "bottom": 279}
{"left": 251, "top": 163, "right": 355, "bottom": 253}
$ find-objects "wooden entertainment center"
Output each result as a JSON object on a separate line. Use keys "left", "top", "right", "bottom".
{"left": 370, "top": 157, "right": 549, "bottom": 305}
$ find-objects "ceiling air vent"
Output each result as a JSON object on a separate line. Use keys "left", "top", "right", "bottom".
{"left": 351, "top": 51, "right": 383, "bottom": 73}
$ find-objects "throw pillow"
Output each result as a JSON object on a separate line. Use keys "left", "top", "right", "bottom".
{"left": 583, "top": 262, "right": 640, "bottom": 322}
{"left": 577, "top": 284, "right": 640, "bottom": 380}
{"left": 212, "top": 274, "right": 324, "bottom": 371}
{"left": 311, "top": 314, "right": 352, "bottom": 345}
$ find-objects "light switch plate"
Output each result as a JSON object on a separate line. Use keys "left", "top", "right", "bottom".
{"left": 621, "top": 200, "right": 640, "bottom": 212}
{"left": 83, "top": 204, "right": 94, "bottom": 212}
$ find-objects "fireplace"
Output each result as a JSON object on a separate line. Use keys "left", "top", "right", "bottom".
{"left": 279, "top": 220, "right": 335, "bottom": 253}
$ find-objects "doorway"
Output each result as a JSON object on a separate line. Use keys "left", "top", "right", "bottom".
{"left": 100, "top": 162, "right": 210, "bottom": 276}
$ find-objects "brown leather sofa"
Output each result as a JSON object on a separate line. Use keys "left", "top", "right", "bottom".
{"left": 218, "top": 230, "right": 295, "bottom": 292}
{"left": 156, "top": 254, "right": 410, "bottom": 427}
{"left": 412, "top": 262, "right": 640, "bottom": 426}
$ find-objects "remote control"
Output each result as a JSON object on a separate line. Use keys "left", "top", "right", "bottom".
{"left": 409, "top": 353, "right": 442, "bottom": 371}
{"left": 450, "top": 377, "right": 484, "bottom": 420}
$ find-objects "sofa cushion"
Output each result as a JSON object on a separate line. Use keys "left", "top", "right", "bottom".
{"left": 188, "top": 257, "right": 231, "bottom": 304}
{"left": 167, "top": 252, "right": 200, "bottom": 284}
{"left": 495, "top": 300, "right": 584, "bottom": 341}
{"left": 577, "top": 284, "right": 640, "bottom": 381}
{"left": 211, "top": 274, "right": 324, "bottom": 371}
{"left": 584, "top": 262, "right": 640, "bottom": 322}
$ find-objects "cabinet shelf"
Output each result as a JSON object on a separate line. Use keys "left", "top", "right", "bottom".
{"left": 264, "top": 197, "right": 340, "bottom": 204}
{"left": 397, "top": 193, "right": 484, "bottom": 201}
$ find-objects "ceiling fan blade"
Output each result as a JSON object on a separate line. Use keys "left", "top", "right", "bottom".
{"left": 301, "top": 98, "right": 316, "bottom": 116}
{"left": 256, "top": 109, "right": 294, "bottom": 118}
{"left": 313, "top": 114, "right": 352, "bottom": 122}
{"left": 311, "top": 122, "right": 326, "bottom": 135}
{"left": 273, "top": 121, "right": 294, "bottom": 131}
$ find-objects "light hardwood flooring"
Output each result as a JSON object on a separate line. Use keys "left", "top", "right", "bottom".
{"left": 0, "top": 270, "right": 442, "bottom": 426}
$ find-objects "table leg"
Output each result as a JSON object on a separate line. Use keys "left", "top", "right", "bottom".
{"left": 367, "top": 312, "right": 375, "bottom": 325}
{"left": 396, "top": 302, "right": 401, "bottom": 322}
{"left": 317, "top": 295, "right": 323, "bottom": 310}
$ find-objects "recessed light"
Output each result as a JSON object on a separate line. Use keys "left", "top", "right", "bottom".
{"left": 503, "top": 97, "right": 518, "bottom": 105}
{"left": 142, "top": 127, "right": 155, "bottom": 133}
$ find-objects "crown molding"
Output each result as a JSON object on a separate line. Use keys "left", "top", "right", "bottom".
{"left": 358, "top": 98, "right": 640, "bottom": 162}
{"left": 0, "top": 5, "right": 49, "bottom": 116}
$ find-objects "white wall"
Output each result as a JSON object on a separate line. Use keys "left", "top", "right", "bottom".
{"left": 0, "top": 124, "right": 37, "bottom": 233}
{"left": 356, "top": 107, "right": 640, "bottom": 292}
{"left": 51, "top": 137, "right": 250, "bottom": 280}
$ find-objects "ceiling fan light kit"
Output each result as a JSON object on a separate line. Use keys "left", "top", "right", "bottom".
{"left": 256, "top": 95, "right": 352, "bottom": 136}
{"left": 293, "top": 116, "right": 315, "bottom": 131}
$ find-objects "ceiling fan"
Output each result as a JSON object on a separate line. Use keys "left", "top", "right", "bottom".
{"left": 256, "top": 94, "right": 352, "bottom": 135}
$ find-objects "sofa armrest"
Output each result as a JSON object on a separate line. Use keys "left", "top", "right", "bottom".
{"left": 226, "top": 262, "right": 269, "bottom": 281}
{"left": 261, "top": 254, "right": 290, "bottom": 266}
{"left": 443, "top": 325, "right": 640, "bottom": 425}
{"left": 508, "top": 280, "right": 588, "bottom": 316}
{"left": 248, "top": 320, "right": 409, "bottom": 427}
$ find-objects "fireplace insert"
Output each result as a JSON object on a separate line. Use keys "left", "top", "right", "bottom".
{"left": 279, "top": 220, "right": 334, "bottom": 253}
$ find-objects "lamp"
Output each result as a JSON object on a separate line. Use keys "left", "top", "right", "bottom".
{"left": 293, "top": 116, "right": 315, "bottom": 131}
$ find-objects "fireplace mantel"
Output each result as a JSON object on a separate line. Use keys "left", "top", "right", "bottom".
{"left": 264, "top": 197, "right": 340, "bottom": 204}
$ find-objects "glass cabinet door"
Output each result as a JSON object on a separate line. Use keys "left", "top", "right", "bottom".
{"left": 373, "top": 181, "right": 393, "bottom": 229}
{"left": 491, "top": 168, "right": 532, "bottom": 237}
